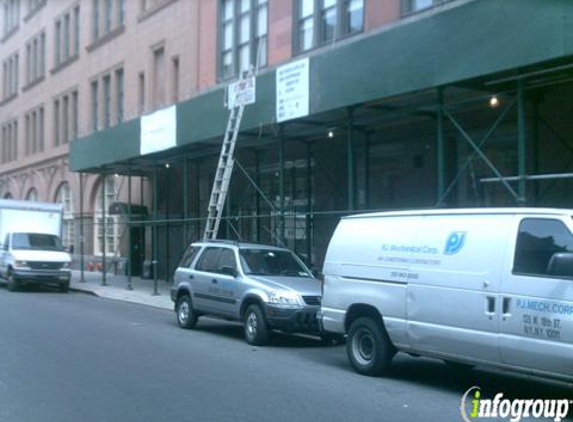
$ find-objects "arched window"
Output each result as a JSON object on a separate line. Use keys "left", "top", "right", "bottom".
{"left": 26, "top": 188, "right": 38, "bottom": 201}
{"left": 56, "top": 182, "right": 75, "bottom": 252}
{"left": 94, "top": 176, "right": 121, "bottom": 257}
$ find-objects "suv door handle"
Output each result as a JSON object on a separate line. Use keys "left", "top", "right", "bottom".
{"left": 211, "top": 279, "right": 218, "bottom": 284}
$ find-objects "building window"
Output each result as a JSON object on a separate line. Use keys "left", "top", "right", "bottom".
{"left": 53, "top": 88, "right": 80, "bottom": 146}
{"left": 115, "top": 68, "right": 124, "bottom": 123}
{"left": 2, "top": 51, "right": 19, "bottom": 100}
{"left": 138, "top": 72, "right": 145, "bottom": 114}
{"left": 0, "top": 119, "right": 18, "bottom": 163}
{"left": 24, "top": 105, "right": 44, "bottom": 155}
{"left": 26, "top": 0, "right": 45, "bottom": 17}
{"left": 95, "top": 177, "right": 120, "bottom": 257}
{"left": 401, "top": 0, "right": 454, "bottom": 15}
{"left": 171, "top": 56, "right": 179, "bottom": 103}
{"left": 219, "top": 0, "right": 268, "bottom": 80}
{"left": 295, "top": 0, "right": 363, "bottom": 53}
{"left": 91, "top": 80, "right": 98, "bottom": 131}
{"left": 26, "top": 187, "right": 38, "bottom": 201}
{"left": 93, "top": 0, "right": 124, "bottom": 41}
{"left": 54, "top": 4, "right": 80, "bottom": 68}
{"left": 103, "top": 74, "right": 111, "bottom": 128}
{"left": 56, "top": 182, "right": 75, "bottom": 252}
{"left": 26, "top": 31, "right": 47, "bottom": 85}
{"left": 91, "top": 67, "right": 123, "bottom": 133}
{"left": 3, "top": 0, "right": 20, "bottom": 38}
{"left": 152, "top": 46, "right": 166, "bottom": 110}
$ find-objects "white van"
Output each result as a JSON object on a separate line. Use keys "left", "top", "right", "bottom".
{"left": 320, "top": 208, "right": 573, "bottom": 381}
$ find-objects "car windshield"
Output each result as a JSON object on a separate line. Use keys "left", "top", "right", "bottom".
{"left": 12, "top": 233, "right": 64, "bottom": 251}
{"left": 239, "top": 248, "right": 311, "bottom": 278}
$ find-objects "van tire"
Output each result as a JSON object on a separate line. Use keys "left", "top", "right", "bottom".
{"left": 347, "top": 317, "right": 394, "bottom": 376}
{"left": 59, "top": 281, "right": 70, "bottom": 293}
{"left": 244, "top": 304, "right": 269, "bottom": 346}
{"left": 7, "top": 270, "right": 18, "bottom": 292}
{"left": 176, "top": 295, "right": 198, "bottom": 329}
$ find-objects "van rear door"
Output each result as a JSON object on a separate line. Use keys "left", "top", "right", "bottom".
{"left": 500, "top": 216, "right": 573, "bottom": 377}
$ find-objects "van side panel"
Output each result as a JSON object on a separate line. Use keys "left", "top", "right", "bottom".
{"left": 322, "top": 216, "right": 422, "bottom": 348}
{"left": 406, "top": 215, "right": 511, "bottom": 362}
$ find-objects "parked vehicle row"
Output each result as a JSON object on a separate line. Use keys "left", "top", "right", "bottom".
{"left": 172, "top": 208, "right": 573, "bottom": 384}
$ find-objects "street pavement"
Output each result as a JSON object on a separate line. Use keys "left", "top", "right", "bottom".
{"left": 1, "top": 286, "right": 572, "bottom": 422}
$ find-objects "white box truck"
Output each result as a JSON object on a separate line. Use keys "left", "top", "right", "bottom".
{"left": 320, "top": 208, "right": 573, "bottom": 382}
{"left": 0, "top": 199, "right": 72, "bottom": 292}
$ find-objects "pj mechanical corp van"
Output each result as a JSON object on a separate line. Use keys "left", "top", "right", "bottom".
{"left": 320, "top": 208, "right": 573, "bottom": 381}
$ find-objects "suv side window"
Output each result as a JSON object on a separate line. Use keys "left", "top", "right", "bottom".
{"left": 513, "top": 218, "right": 573, "bottom": 277}
{"left": 195, "top": 247, "right": 222, "bottom": 273}
{"left": 217, "top": 248, "right": 237, "bottom": 274}
{"left": 179, "top": 246, "right": 201, "bottom": 268}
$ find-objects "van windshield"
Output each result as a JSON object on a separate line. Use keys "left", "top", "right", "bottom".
{"left": 239, "top": 248, "right": 311, "bottom": 278}
{"left": 12, "top": 233, "right": 64, "bottom": 251}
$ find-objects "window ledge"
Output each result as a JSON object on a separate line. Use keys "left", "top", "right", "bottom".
{"left": 1, "top": 25, "right": 19, "bottom": 43}
{"left": 0, "top": 93, "right": 18, "bottom": 107}
{"left": 22, "top": 75, "right": 46, "bottom": 92}
{"left": 86, "top": 25, "right": 126, "bottom": 53}
{"left": 137, "top": 0, "right": 178, "bottom": 23}
{"left": 24, "top": 0, "right": 47, "bottom": 22}
{"left": 51, "top": 53, "right": 79, "bottom": 75}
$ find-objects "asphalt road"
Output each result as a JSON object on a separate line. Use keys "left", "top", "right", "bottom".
{"left": 0, "top": 286, "right": 572, "bottom": 422}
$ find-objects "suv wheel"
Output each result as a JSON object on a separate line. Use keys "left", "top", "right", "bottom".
{"left": 347, "top": 317, "right": 394, "bottom": 376}
{"left": 176, "top": 295, "right": 198, "bottom": 329}
{"left": 244, "top": 304, "right": 269, "bottom": 346}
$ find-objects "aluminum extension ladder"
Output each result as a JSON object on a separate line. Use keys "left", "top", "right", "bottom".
{"left": 202, "top": 102, "right": 245, "bottom": 240}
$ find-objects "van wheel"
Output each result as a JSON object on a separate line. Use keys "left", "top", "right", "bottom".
{"left": 244, "top": 305, "right": 269, "bottom": 346}
{"left": 347, "top": 317, "right": 394, "bottom": 376}
{"left": 176, "top": 295, "right": 198, "bottom": 329}
{"left": 7, "top": 270, "right": 18, "bottom": 292}
{"left": 59, "top": 281, "right": 70, "bottom": 293}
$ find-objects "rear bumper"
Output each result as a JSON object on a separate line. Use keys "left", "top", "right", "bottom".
{"left": 265, "top": 305, "right": 320, "bottom": 333}
{"left": 13, "top": 269, "right": 70, "bottom": 284}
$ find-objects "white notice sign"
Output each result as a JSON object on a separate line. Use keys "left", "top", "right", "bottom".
{"left": 276, "top": 58, "right": 309, "bottom": 123}
{"left": 228, "top": 76, "right": 256, "bottom": 110}
{"left": 140, "top": 105, "right": 177, "bottom": 156}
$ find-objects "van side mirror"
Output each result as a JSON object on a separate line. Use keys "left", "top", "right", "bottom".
{"left": 546, "top": 252, "right": 573, "bottom": 278}
{"left": 220, "top": 266, "right": 238, "bottom": 278}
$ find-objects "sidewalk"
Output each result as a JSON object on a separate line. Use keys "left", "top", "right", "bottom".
{"left": 70, "top": 270, "right": 174, "bottom": 311}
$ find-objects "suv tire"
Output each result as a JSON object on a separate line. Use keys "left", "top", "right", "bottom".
{"left": 244, "top": 304, "right": 269, "bottom": 346}
{"left": 176, "top": 295, "right": 198, "bottom": 329}
{"left": 347, "top": 317, "right": 394, "bottom": 376}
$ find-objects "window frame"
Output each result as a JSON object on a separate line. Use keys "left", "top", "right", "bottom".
{"left": 217, "top": 0, "right": 268, "bottom": 81}
{"left": 293, "top": 0, "right": 364, "bottom": 55}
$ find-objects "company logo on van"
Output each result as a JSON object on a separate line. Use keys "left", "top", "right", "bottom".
{"left": 461, "top": 386, "right": 571, "bottom": 422}
{"left": 444, "top": 231, "right": 467, "bottom": 255}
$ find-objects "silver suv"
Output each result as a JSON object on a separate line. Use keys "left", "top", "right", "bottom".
{"left": 170, "top": 240, "right": 322, "bottom": 345}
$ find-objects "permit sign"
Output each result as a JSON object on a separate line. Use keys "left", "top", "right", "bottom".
{"left": 227, "top": 76, "right": 256, "bottom": 110}
{"left": 276, "top": 58, "right": 309, "bottom": 123}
